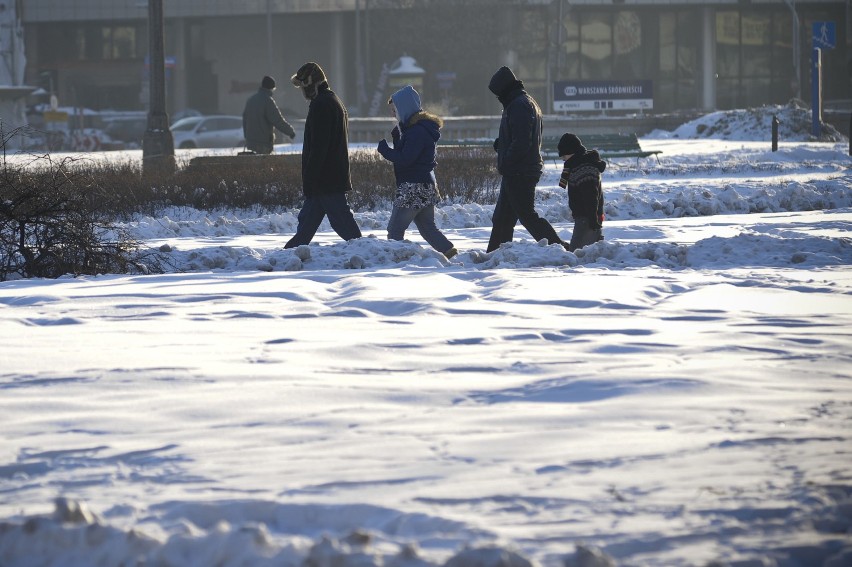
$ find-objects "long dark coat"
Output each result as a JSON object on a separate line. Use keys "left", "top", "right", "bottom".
{"left": 302, "top": 84, "right": 352, "bottom": 196}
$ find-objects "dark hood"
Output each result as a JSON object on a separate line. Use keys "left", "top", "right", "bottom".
{"left": 488, "top": 66, "right": 524, "bottom": 101}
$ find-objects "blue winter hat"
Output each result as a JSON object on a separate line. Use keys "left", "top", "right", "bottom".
{"left": 390, "top": 85, "right": 421, "bottom": 124}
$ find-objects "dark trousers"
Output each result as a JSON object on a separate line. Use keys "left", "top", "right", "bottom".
{"left": 486, "top": 174, "right": 563, "bottom": 253}
{"left": 285, "top": 193, "right": 362, "bottom": 248}
{"left": 568, "top": 216, "right": 603, "bottom": 252}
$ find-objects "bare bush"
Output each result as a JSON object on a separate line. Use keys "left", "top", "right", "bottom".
{"left": 0, "top": 131, "right": 155, "bottom": 281}
{"left": 435, "top": 146, "right": 500, "bottom": 204}
{"left": 52, "top": 147, "right": 499, "bottom": 216}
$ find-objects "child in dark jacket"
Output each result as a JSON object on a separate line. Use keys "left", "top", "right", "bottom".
{"left": 377, "top": 85, "right": 457, "bottom": 259}
{"left": 557, "top": 133, "right": 606, "bottom": 252}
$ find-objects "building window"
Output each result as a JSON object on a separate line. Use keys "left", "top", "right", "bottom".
{"left": 580, "top": 13, "right": 613, "bottom": 79}
{"left": 103, "top": 26, "right": 137, "bottom": 60}
{"left": 613, "top": 11, "right": 644, "bottom": 80}
{"left": 73, "top": 24, "right": 140, "bottom": 61}
{"left": 659, "top": 11, "right": 698, "bottom": 111}
{"left": 717, "top": 10, "right": 793, "bottom": 109}
{"left": 771, "top": 13, "right": 795, "bottom": 101}
{"left": 561, "top": 12, "right": 643, "bottom": 79}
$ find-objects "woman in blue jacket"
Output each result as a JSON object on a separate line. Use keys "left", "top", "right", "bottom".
{"left": 377, "top": 85, "right": 457, "bottom": 259}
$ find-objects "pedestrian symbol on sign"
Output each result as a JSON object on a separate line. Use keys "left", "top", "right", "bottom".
{"left": 812, "top": 21, "right": 836, "bottom": 49}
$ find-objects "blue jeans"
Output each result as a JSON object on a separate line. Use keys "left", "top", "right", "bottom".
{"left": 285, "top": 193, "right": 362, "bottom": 248}
{"left": 486, "top": 174, "right": 563, "bottom": 252}
{"left": 387, "top": 205, "right": 454, "bottom": 254}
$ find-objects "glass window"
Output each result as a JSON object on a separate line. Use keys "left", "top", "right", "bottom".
{"left": 101, "top": 26, "right": 137, "bottom": 60}
{"left": 172, "top": 118, "right": 202, "bottom": 132}
{"left": 75, "top": 27, "right": 101, "bottom": 61}
{"left": 659, "top": 13, "right": 676, "bottom": 78}
{"left": 676, "top": 12, "right": 697, "bottom": 80}
{"left": 581, "top": 13, "right": 612, "bottom": 79}
{"left": 741, "top": 13, "right": 771, "bottom": 77}
{"left": 716, "top": 11, "right": 740, "bottom": 79}
{"left": 771, "top": 13, "right": 795, "bottom": 100}
{"left": 561, "top": 15, "right": 580, "bottom": 78}
{"left": 657, "top": 11, "right": 698, "bottom": 111}
{"left": 613, "top": 11, "right": 644, "bottom": 79}
{"left": 113, "top": 27, "right": 136, "bottom": 59}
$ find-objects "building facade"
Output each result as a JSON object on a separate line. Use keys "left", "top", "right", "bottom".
{"left": 20, "top": 0, "right": 851, "bottom": 119}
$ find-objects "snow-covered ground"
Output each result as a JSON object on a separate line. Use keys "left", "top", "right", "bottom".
{"left": 1, "top": 106, "right": 851, "bottom": 567}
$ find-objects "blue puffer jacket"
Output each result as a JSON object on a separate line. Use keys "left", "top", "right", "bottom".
{"left": 377, "top": 86, "right": 442, "bottom": 185}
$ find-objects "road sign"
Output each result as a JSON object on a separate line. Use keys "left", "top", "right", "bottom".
{"left": 812, "top": 21, "right": 836, "bottom": 49}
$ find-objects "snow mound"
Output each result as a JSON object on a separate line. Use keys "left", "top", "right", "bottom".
{"left": 647, "top": 100, "right": 847, "bottom": 142}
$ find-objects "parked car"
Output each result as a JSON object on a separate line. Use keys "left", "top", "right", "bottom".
{"left": 103, "top": 116, "right": 148, "bottom": 149}
{"left": 171, "top": 115, "right": 245, "bottom": 149}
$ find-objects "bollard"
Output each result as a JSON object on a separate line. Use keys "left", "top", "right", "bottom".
{"left": 772, "top": 115, "right": 779, "bottom": 152}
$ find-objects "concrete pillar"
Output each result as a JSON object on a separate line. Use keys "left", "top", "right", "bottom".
{"left": 700, "top": 6, "right": 716, "bottom": 111}
{"left": 330, "top": 12, "right": 347, "bottom": 103}
{"left": 172, "top": 18, "right": 188, "bottom": 113}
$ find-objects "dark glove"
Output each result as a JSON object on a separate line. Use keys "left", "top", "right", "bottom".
{"left": 493, "top": 138, "right": 499, "bottom": 152}
{"left": 377, "top": 139, "right": 390, "bottom": 154}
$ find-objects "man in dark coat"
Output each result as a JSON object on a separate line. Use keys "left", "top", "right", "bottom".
{"left": 285, "top": 62, "right": 362, "bottom": 248}
{"left": 557, "top": 133, "right": 606, "bottom": 251}
{"left": 486, "top": 66, "right": 567, "bottom": 253}
{"left": 242, "top": 75, "right": 296, "bottom": 154}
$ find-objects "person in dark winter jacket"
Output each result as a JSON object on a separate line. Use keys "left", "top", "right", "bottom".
{"left": 486, "top": 66, "right": 567, "bottom": 253}
{"left": 377, "top": 85, "right": 457, "bottom": 259}
{"left": 557, "top": 133, "right": 606, "bottom": 251}
{"left": 242, "top": 75, "right": 296, "bottom": 154}
{"left": 285, "top": 62, "right": 362, "bottom": 248}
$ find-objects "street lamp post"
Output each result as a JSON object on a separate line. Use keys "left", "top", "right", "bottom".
{"left": 142, "top": 0, "right": 174, "bottom": 176}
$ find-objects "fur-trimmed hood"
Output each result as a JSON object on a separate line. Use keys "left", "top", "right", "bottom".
{"left": 406, "top": 111, "right": 442, "bottom": 143}
{"left": 407, "top": 111, "right": 444, "bottom": 129}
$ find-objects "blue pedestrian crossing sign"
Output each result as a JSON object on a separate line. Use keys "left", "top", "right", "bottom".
{"left": 812, "top": 22, "right": 836, "bottom": 49}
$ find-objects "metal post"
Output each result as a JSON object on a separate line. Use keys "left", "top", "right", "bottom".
{"left": 811, "top": 47, "right": 822, "bottom": 138}
{"left": 355, "top": 0, "right": 368, "bottom": 115}
{"left": 143, "top": 0, "right": 175, "bottom": 176}
{"left": 365, "top": 0, "right": 372, "bottom": 95}
{"left": 772, "top": 115, "right": 779, "bottom": 151}
{"left": 784, "top": 0, "right": 801, "bottom": 99}
{"left": 266, "top": 0, "right": 273, "bottom": 72}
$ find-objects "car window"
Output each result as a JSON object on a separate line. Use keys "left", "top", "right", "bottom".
{"left": 172, "top": 117, "right": 202, "bottom": 131}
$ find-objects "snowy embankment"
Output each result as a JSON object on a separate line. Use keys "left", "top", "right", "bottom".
{"left": 127, "top": 140, "right": 851, "bottom": 275}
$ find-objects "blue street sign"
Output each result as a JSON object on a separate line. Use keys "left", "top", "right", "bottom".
{"left": 812, "top": 21, "right": 836, "bottom": 49}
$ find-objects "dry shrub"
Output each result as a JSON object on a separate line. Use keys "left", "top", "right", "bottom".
{"left": 71, "top": 146, "right": 499, "bottom": 215}
{"left": 0, "top": 147, "right": 153, "bottom": 280}
{"left": 8, "top": 146, "right": 500, "bottom": 218}
{"left": 350, "top": 146, "right": 500, "bottom": 208}
{"left": 434, "top": 146, "right": 500, "bottom": 204}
